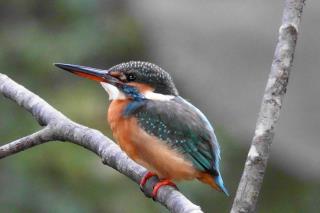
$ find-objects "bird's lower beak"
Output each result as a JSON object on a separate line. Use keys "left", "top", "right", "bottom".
{"left": 54, "top": 63, "right": 108, "bottom": 82}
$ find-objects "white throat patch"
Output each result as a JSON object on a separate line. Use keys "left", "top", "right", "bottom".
{"left": 100, "top": 82, "right": 174, "bottom": 101}
{"left": 100, "top": 82, "right": 126, "bottom": 100}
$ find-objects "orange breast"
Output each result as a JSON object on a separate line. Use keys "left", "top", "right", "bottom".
{"left": 107, "top": 99, "right": 199, "bottom": 180}
{"left": 108, "top": 99, "right": 139, "bottom": 159}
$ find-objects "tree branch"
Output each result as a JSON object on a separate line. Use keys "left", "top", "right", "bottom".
{"left": 0, "top": 73, "right": 203, "bottom": 213}
{"left": 230, "top": 0, "right": 306, "bottom": 212}
{"left": 0, "top": 127, "right": 53, "bottom": 159}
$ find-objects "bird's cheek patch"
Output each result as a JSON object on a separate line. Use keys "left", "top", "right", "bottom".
{"left": 127, "top": 82, "right": 154, "bottom": 93}
{"left": 109, "top": 71, "right": 126, "bottom": 81}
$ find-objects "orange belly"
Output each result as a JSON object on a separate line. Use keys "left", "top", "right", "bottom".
{"left": 107, "top": 99, "right": 220, "bottom": 191}
{"left": 107, "top": 99, "right": 199, "bottom": 180}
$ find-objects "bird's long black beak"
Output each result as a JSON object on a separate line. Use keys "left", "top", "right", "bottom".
{"left": 54, "top": 63, "right": 108, "bottom": 82}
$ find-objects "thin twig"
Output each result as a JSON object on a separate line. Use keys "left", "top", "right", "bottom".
{"left": 230, "top": 0, "right": 306, "bottom": 212}
{"left": 0, "top": 127, "right": 53, "bottom": 159}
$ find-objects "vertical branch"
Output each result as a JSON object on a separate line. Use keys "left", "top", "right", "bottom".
{"left": 231, "top": 0, "right": 306, "bottom": 212}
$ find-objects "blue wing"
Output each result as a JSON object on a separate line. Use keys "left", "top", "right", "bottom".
{"left": 125, "top": 96, "right": 221, "bottom": 176}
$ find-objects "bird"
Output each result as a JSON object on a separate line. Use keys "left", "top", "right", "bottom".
{"left": 54, "top": 61, "right": 229, "bottom": 198}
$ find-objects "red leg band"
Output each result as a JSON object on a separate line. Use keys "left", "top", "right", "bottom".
{"left": 151, "top": 180, "right": 177, "bottom": 199}
{"left": 140, "top": 171, "right": 156, "bottom": 188}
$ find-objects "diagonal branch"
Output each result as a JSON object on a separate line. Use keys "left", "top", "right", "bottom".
{"left": 0, "top": 73, "right": 203, "bottom": 213}
{"left": 230, "top": 0, "right": 306, "bottom": 212}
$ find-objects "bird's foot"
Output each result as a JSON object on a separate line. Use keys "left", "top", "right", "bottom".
{"left": 139, "top": 172, "right": 178, "bottom": 200}
{"left": 140, "top": 171, "right": 160, "bottom": 198}
{"left": 139, "top": 171, "right": 156, "bottom": 190}
{"left": 151, "top": 179, "right": 178, "bottom": 200}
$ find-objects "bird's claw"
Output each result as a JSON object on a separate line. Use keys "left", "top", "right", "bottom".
{"left": 151, "top": 180, "right": 178, "bottom": 200}
{"left": 139, "top": 171, "right": 156, "bottom": 190}
{"left": 139, "top": 171, "right": 178, "bottom": 200}
{"left": 140, "top": 172, "right": 160, "bottom": 198}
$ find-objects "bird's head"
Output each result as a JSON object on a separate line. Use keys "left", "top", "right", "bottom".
{"left": 54, "top": 61, "right": 178, "bottom": 101}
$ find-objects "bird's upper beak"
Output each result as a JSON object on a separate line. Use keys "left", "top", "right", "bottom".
{"left": 54, "top": 63, "right": 120, "bottom": 85}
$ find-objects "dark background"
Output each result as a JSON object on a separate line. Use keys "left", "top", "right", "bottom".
{"left": 1, "top": 1, "right": 319, "bottom": 212}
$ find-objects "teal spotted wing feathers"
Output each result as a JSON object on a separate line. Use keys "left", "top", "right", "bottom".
{"left": 127, "top": 96, "right": 221, "bottom": 176}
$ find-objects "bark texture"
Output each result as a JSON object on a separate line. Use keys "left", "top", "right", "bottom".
{"left": 0, "top": 73, "right": 203, "bottom": 213}
{"left": 230, "top": 0, "right": 306, "bottom": 212}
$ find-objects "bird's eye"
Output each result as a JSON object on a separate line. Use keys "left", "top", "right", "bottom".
{"left": 126, "top": 73, "right": 136, "bottom": 81}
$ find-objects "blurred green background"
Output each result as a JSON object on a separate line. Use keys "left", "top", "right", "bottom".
{"left": 0, "top": 1, "right": 319, "bottom": 212}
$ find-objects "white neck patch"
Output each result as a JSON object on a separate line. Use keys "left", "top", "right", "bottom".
{"left": 143, "top": 91, "right": 174, "bottom": 101}
{"left": 100, "top": 82, "right": 174, "bottom": 101}
{"left": 100, "top": 82, "right": 126, "bottom": 100}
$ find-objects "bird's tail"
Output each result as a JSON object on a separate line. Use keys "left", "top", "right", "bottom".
{"left": 214, "top": 174, "right": 229, "bottom": 196}
{"left": 197, "top": 173, "right": 229, "bottom": 196}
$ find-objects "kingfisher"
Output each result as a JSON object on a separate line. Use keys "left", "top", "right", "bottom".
{"left": 54, "top": 61, "right": 229, "bottom": 198}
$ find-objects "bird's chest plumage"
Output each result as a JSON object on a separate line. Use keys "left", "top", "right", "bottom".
{"left": 107, "top": 99, "right": 138, "bottom": 159}
{"left": 107, "top": 99, "right": 198, "bottom": 180}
